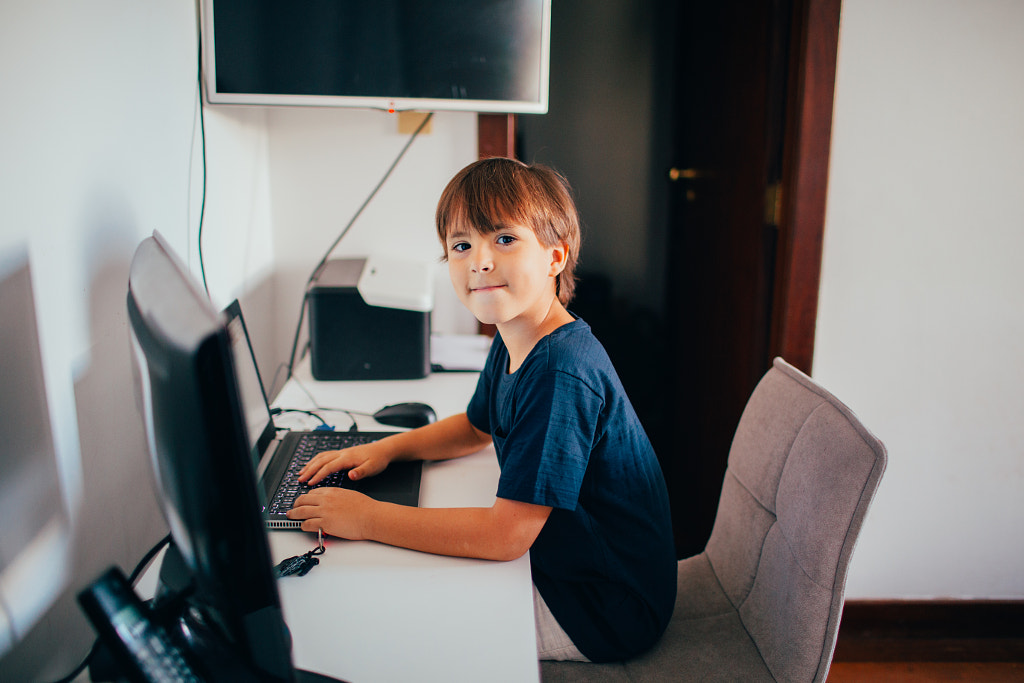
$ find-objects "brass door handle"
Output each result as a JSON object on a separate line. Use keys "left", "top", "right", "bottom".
{"left": 668, "top": 168, "right": 712, "bottom": 181}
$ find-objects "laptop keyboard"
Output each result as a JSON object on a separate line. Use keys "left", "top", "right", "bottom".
{"left": 268, "top": 431, "right": 384, "bottom": 514}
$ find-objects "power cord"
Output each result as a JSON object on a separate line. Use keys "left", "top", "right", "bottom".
{"left": 272, "top": 371, "right": 410, "bottom": 434}
{"left": 127, "top": 534, "right": 173, "bottom": 586}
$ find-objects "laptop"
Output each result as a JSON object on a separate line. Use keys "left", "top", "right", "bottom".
{"left": 223, "top": 300, "right": 422, "bottom": 530}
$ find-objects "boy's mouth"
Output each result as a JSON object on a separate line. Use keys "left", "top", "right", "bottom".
{"left": 470, "top": 284, "right": 506, "bottom": 293}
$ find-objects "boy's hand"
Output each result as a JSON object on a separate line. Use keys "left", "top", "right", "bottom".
{"left": 298, "top": 441, "right": 392, "bottom": 485}
{"left": 287, "top": 488, "right": 374, "bottom": 540}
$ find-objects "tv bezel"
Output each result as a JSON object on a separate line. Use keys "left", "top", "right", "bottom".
{"left": 198, "top": 0, "right": 552, "bottom": 114}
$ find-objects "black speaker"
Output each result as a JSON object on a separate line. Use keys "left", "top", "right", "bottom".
{"left": 308, "top": 259, "right": 431, "bottom": 380}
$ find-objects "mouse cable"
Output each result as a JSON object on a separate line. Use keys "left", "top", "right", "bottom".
{"left": 283, "top": 377, "right": 370, "bottom": 430}
{"left": 273, "top": 406, "right": 376, "bottom": 422}
{"left": 270, "top": 407, "right": 329, "bottom": 427}
{"left": 283, "top": 111, "right": 434, "bottom": 382}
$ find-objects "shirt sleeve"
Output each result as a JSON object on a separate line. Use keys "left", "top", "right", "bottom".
{"left": 465, "top": 334, "right": 503, "bottom": 434}
{"left": 495, "top": 368, "right": 604, "bottom": 510}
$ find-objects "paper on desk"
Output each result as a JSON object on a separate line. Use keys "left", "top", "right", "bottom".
{"left": 430, "top": 334, "right": 491, "bottom": 371}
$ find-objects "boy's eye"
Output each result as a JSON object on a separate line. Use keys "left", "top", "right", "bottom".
{"left": 450, "top": 242, "right": 470, "bottom": 253}
{"left": 496, "top": 235, "right": 516, "bottom": 246}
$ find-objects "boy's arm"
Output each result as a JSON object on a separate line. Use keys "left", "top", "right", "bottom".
{"left": 300, "top": 412, "right": 490, "bottom": 484}
{"left": 287, "top": 492, "right": 551, "bottom": 562}
{"left": 386, "top": 411, "right": 492, "bottom": 463}
{"left": 291, "top": 411, "right": 550, "bottom": 561}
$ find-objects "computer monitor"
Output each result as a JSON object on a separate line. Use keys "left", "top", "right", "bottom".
{"left": 125, "top": 231, "right": 295, "bottom": 680}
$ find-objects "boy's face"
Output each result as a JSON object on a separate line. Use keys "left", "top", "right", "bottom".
{"left": 444, "top": 222, "right": 567, "bottom": 329}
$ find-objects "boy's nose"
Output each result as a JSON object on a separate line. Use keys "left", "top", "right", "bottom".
{"left": 471, "top": 248, "right": 494, "bottom": 273}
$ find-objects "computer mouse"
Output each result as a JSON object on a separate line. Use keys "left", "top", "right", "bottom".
{"left": 372, "top": 402, "right": 437, "bottom": 429}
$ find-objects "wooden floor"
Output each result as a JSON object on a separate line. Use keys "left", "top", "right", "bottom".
{"left": 827, "top": 601, "right": 1024, "bottom": 682}
{"left": 828, "top": 661, "right": 1024, "bottom": 682}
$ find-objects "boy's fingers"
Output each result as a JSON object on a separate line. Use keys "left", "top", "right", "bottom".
{"left": 348, "top": 457, "right": 388, "bottom": 481}
{"left": 299, "top": 450, "right": 346, "bottom": 482}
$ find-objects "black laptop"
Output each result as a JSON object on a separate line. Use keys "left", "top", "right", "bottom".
{"left": 224, "top": 300, "right": 422, "bottom": 530}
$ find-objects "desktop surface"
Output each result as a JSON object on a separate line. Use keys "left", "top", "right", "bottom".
{"left": 268, "top": 365, "right": 540, "bottom": 683}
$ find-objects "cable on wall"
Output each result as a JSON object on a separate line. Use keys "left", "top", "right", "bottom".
{"left": 280, "top": 111, "right": 435, "bottom": 386}
{"left": 194, "top": 34, "right": 210, "bottom": 299}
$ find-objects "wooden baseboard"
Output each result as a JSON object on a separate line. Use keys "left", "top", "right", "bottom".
{"left": 833, "top": 599, "right": 1024, "bottom": 662}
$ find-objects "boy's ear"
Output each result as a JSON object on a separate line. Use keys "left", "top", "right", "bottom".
{"left": 549, "top": 241, "right": 569, "bottom": 276}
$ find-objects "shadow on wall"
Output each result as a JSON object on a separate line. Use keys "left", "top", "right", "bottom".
{"left": 268, "top": 263, "right": 321, "bottom": 400}
{"left": 0, "top": 223, "right": 168, "bottom": 681}
{"left": 235, "top": 273, "right": 286, "bottom": 400}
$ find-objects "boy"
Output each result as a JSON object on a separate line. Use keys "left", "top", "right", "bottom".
{"left": 289, "top": 158, "right": 676, "bottom": 663}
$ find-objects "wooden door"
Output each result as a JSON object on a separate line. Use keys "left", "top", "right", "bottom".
{"left": 662, "top": 0, "right": 839, "bottom": 558}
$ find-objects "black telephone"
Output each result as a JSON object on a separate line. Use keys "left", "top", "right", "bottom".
{"left": 78, "top": 567, "right": 203, "bottom": 683}
{"left": 78, "top": 563, "right": 347, "bottom": 683}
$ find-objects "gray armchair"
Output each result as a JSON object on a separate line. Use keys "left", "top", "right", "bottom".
{"left": 541, "top": 358, "right": 887, "bottom": 682}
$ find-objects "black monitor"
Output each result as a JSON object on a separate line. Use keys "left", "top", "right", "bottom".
{"left": 123, "top": 232, "right": 332, "bottom": 681}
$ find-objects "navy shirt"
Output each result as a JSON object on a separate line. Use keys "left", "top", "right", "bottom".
{"left": 466, "top": 318, "right": 676, "bottom": 662}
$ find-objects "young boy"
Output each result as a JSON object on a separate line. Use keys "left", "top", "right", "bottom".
{"left": 288, "top": 157, "right": 677, "bottom": 663}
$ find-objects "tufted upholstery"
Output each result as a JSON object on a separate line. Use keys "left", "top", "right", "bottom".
{"left": 541, "top": 358, "right": 887, "bottom": 682}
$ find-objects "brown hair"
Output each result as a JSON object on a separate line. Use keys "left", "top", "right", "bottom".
{"left": 435, "top": 157, "right": 581, "bottom": 305}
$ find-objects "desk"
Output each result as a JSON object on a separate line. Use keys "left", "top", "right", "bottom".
{"left": 269, "top": 363, "right": 540, "bottom": 683}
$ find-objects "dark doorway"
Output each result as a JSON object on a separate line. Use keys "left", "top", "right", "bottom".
{"left": 511, "top": 0, "right": 839, "bottom": 558}
{"left": 662, "top": 1, "right": 794, "bottom": 557}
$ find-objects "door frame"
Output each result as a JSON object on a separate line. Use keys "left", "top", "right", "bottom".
{"left": 770, "top": 0, "right": 841, "bottom": 373}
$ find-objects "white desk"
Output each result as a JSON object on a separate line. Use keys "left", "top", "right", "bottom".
{"left": 269, "top": 363, "right": 540, "bottom": 683}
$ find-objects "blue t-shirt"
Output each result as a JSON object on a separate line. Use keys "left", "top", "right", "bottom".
{"left": 466, "top": 318, "right": 676, "bottom": 662}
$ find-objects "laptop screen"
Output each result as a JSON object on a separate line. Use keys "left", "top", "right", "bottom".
{"left": 224, "top": 300, "right": 276, "bottom": 466}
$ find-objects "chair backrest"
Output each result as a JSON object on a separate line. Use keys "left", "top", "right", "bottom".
{"left": 704, "top": 358, "right": 886, "bottom": 682}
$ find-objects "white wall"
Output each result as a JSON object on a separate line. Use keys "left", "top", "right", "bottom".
{"left": 816, "top": 0, "right": 1024, "bottom": 598}
{"left": 196, "top": 106, "right": 277, "bottom": 307}
{"left": 0, "top": 3, "right": 478, "bottom": 678}
{"left": 0, "top": 2, "right": 200, "bottom": 678}
{"left": 262, "top": 107, "right": 479, "bottom": 396}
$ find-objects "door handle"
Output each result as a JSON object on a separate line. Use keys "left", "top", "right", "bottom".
{"left": 668, "top": 168, "right": 712, "bottom": 181}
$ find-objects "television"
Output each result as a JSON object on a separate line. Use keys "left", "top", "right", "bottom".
{"left": 200, "top": 0, "right": 551, "bottom": 114}
{"left": 124, "top": 232, "right": 337, "bottom": 681}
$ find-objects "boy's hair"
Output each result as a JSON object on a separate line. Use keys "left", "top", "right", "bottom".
{"left": 435, "top": 157, "right": 580, "bottom": 305}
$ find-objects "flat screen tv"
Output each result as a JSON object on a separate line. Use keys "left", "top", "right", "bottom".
{"left": 200, "top": 0, "right": 551, "bottom": 113}
{"left": 126, "top": 232, "right": 316, "bottom": 680}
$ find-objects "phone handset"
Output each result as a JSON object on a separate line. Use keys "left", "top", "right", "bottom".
{"left": 78, "top": 566, "right": 203, "bottom": 682}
